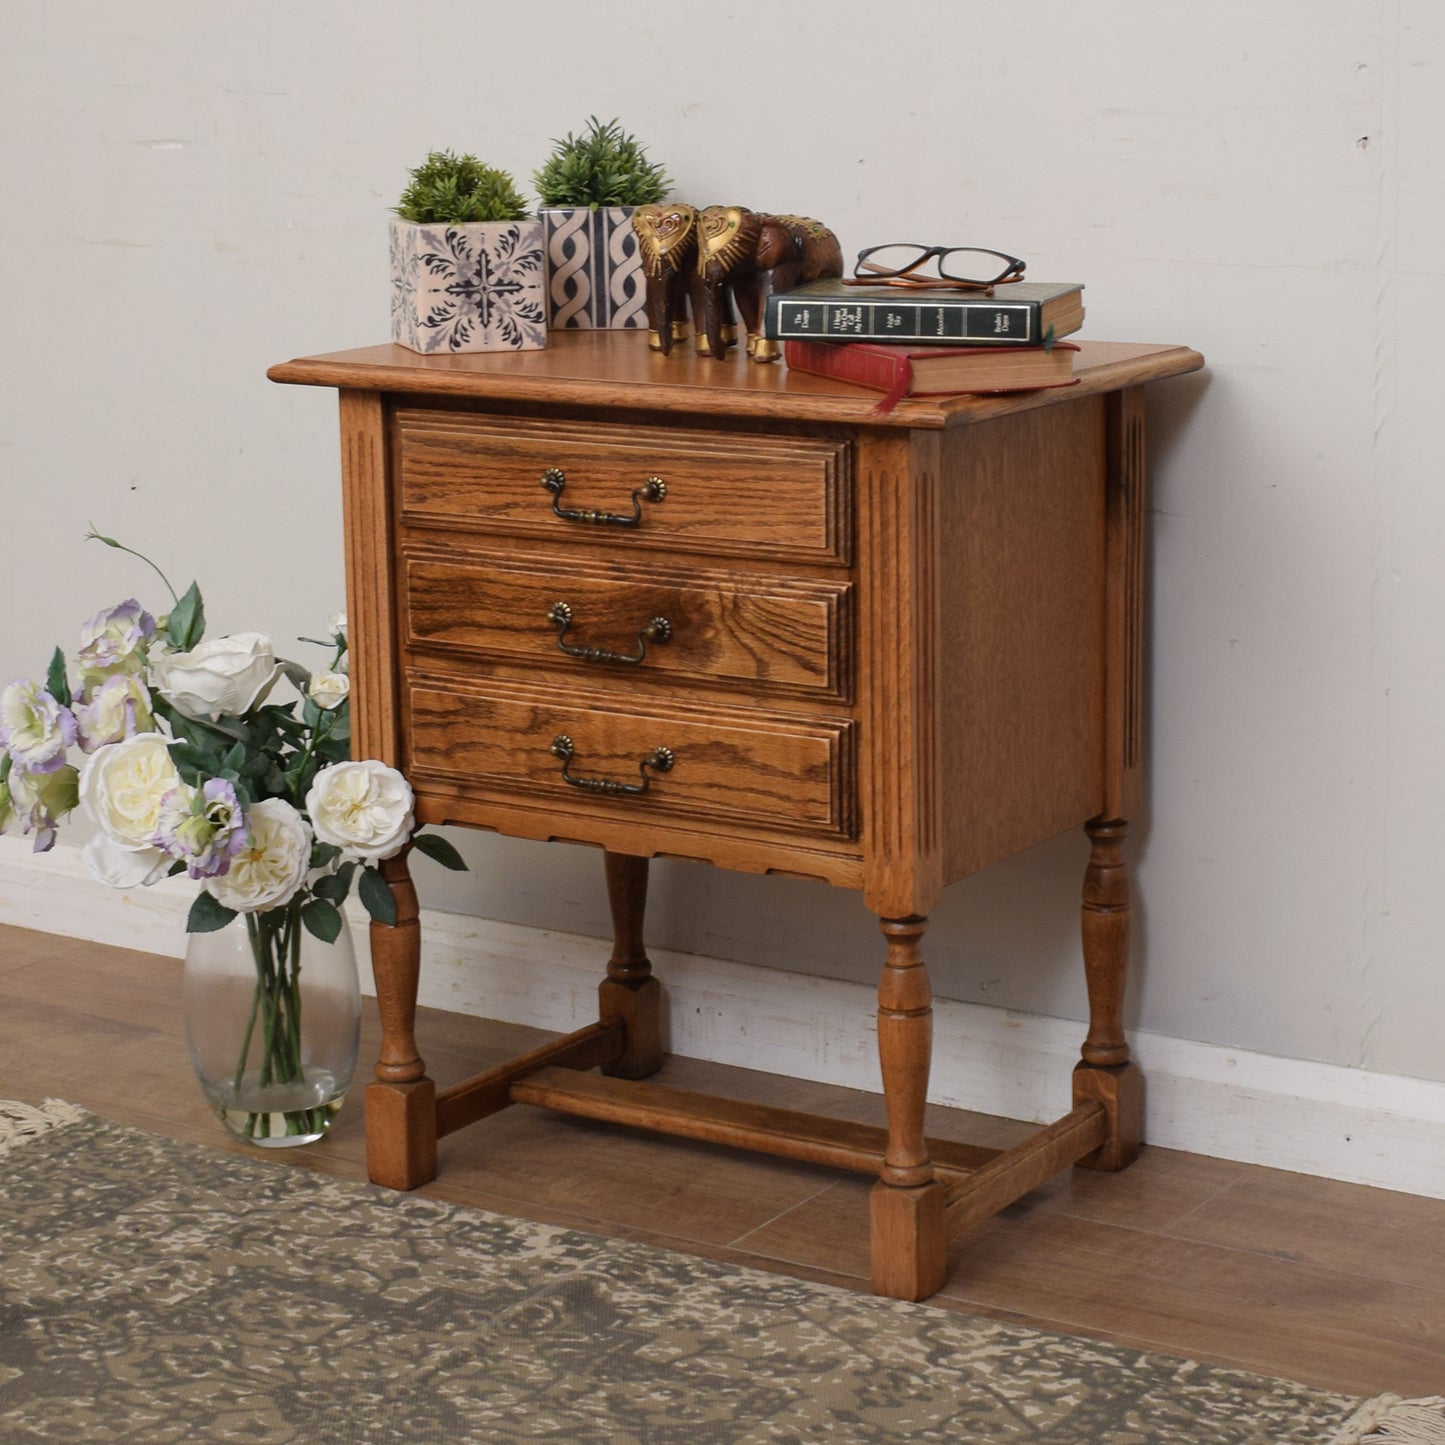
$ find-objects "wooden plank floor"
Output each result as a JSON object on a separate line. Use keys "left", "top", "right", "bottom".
{"left": 2, "top": 922, "right": 1441, "bottom": 1400}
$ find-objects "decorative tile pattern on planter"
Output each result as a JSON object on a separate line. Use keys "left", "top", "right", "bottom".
{"left": 390, "top": 217, "right": 547, "bottom": 353}
{"left": 542, "top": 207, "right": 648, "bottom": 330}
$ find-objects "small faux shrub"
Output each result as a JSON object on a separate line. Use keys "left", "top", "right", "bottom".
{"left": 394, "top": 150, "right": 530, "bottom": 224}
{"left": 532, "top": 116, "right": 671, "bottom": 210}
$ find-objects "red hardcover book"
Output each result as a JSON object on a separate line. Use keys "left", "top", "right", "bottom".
{"left": 783, "top": 338, "right": 1080, "bottom": 414}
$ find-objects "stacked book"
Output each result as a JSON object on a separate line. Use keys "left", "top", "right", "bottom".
{"left": 764, "top": 280, "right": 1085, "bottom": 413}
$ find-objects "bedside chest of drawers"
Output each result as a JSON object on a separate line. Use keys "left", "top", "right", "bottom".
{"left": 269, "top": 332, "right": 1203, "bottom": 1301}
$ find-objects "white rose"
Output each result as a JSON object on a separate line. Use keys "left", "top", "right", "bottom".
{"left": 79, "top": 732, "right": 180, "bottom": 850}
{"left": 306, "top": 760, "right": 415, "bottom": 861}
{"left": 205, "top": 798, "right": 312, "bottom": 913}
{"left": 152, "top": 632, "right": 281, "bottom": 721}
{"left": 307, "top": 670, "right": 350, "bottom": 711}
{"left": 82, "top": 831, "right": 172, "bottom": 889}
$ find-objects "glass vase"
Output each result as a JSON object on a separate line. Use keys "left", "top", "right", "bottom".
{"left": 183, "top": 899, "right": 361, "bottom": 1147}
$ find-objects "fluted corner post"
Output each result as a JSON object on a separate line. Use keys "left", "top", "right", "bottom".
{"left": 869, "top": 915, "right": 947, "bottom": 1301}
{"left": 363, "top": 848, "right": 437, "bottom": 1190}
{"left": 1073, "top": 817, "right": 1143, "bottom": 1171}
{"left": 598, "top": 851, "right": 664, "bottom": 1080}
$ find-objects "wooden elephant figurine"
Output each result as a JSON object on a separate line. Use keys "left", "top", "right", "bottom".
{"left": 694, "top": 207, "right": 843, "bottom": 362}
{"left": 631, "top": 203, "right": 700, "bottom": 356}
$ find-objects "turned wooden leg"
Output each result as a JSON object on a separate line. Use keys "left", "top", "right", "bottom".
{"left": 870, "top": 915, "right": 948, "bottom": 1301}
{"left": 363, "top": 849, "right": 437, "bottom": 1190}
{"left": 598, "top": 851, "right": 664, "bottom": 1080}
{"left": 1074, "top": 818, "right": 1143, "bottom": 1171}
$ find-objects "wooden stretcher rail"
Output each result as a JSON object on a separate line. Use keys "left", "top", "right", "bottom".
{"left": 434, "top": 1020, "right": 626, "bottom": 1138}
{"left": 509, "top": 1065, "right": 1004, "bottom": 1177}
{"left": 943, "top": 1101, "right": 1109, "bottom": 1236}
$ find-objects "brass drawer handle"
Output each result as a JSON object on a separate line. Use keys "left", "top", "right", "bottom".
{"left": 549, "top": 735, "right": 675, "bottom": 796}
{"left": 540, "top": 468, "right": 667, "bottom": 528}
{"left": 546, "top": 601, "right": 672, "bottom": 665}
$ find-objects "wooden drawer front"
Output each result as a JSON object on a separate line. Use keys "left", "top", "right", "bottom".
{"left": 395, "top": 411, "right": 852, "bottom": 565}
{"left": 405, "top": 678, "right": 857, "bottom": 840}
{"left": 403, "top": 550, "right": 851, "bottom": 701}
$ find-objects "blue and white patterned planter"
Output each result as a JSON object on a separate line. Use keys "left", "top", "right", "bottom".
{"left": 541, "top": 207, "right": 648, "bottom": 331}
{"left": 390, "top": 216, "right": 547, "bottom": 354}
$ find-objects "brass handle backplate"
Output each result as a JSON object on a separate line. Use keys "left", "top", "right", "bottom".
{"left": 540, "top": 468, "right": 667, "bottom": 528}
{"left": 549, "top": 735, "right": 674, "bottom": 796}
{"left": 546, "top": 601, "right": 671, "bottom": 665}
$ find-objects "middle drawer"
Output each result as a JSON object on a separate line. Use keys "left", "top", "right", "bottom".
{"left": 402, "top": 545, "right": 854, "bottom": 703}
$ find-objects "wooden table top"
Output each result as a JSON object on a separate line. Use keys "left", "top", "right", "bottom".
{"left": 269, "top": 332, "right": 1204, "bottom": 431}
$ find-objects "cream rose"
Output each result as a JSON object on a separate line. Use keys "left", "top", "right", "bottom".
{"left": 307, "top": 670, "right": 350, "bottom": 711}
{"left": 79, "top": 732, "right": 180, "bottom": 850}
{"left": 82, "top": 831, "right": 172, "bottom": 889}
{"left": 152, "top": 632, "right": 281, "bottom": 721}
{"left": 205, "top": 798, "right": 311, "bottom": 913}
{"left": 306, "top": 760, "right": 415, "bottom": 861}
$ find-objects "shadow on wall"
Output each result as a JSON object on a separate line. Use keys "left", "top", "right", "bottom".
{"left": 419, "top": 824, "right": 1113, "bottom": 1029}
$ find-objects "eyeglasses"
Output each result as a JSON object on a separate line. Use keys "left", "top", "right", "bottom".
{"left": 843, "top": 244, "right": 1027, "bottom": 292}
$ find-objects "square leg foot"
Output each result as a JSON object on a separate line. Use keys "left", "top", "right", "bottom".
{"left": 869, "top": 1178, "right": 948, "bottom": 1301}
{"left": 364, "top": 1078, "right": 438, "bottom": 1190}
{"left": 599, "top": 975, "right": 664, "bottom": 1080}
{"left": 1072, "top": 1061, "right": 1143, "bottom": 1172}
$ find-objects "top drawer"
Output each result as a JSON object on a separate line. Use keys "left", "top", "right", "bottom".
{"left": 394, "top": 410, "right": 853, "bottom": 566}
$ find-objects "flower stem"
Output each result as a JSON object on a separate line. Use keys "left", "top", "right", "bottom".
{"left": 84, "top": 527, "right": 180, "bottom": 604}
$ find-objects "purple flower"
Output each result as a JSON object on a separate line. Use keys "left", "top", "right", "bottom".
{"left": 154, "top": 778, "right": 248, "bottom": 879}
{"left": 5, "top": 763, "right": 80, "bottom": 853}
{"left": 73, "top": 674, "right": 155, "bottom": 753}
{"left": 76, "top": 599, "right": 156, "bottom": 685}
{"left": 0, "top": 679, "right": 77, "bottom": 774}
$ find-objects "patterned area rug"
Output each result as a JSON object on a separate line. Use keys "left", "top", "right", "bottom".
{"left": 1, "top": 1099, "right": 1441, "bottom": 1445}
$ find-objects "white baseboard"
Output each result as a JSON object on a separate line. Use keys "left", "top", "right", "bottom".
{"left": 4, "top": 834, "right": 1442, "bottom": 1200}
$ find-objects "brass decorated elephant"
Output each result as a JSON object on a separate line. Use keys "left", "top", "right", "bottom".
{"left": 694, "top": 207, "right": 843, "bottom": 362}
{"left": 631, "top": 202, "right": 700, "bottom": 356}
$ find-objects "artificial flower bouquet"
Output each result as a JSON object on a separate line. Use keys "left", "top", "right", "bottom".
{"left": 0, "top": 533, "right": 464, "bottom": 1141}
{"left": 0, "top": 532, "right": 463, "bottom": 921}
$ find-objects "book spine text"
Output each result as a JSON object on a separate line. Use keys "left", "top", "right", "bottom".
{"left": 767, "top": 296, "right": 1041, "bottom": 345}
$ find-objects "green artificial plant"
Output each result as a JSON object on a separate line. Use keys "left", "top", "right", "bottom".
{"left": 532, "top": 116, "right": 671, "bottom": 210}
{"left": 394, "top": 150, "right": 530, "bottom": 224}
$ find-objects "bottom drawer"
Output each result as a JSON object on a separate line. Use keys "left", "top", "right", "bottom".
{"left": 405, "top": 676, "right": 856, "bottom": 841}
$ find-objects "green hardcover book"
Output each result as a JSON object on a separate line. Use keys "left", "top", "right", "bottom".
{"left": 764, "top": 279, "right": 1084, "bottom": 347}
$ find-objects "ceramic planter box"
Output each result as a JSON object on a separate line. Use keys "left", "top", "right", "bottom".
{"left": 541, "top": 207, "right": 648, "bottom": 330}
{"left": 390, "top": 216, "right": 547, "bottom": 353}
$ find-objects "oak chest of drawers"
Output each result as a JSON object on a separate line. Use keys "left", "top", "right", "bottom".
{"left": 270, "top": 332, "right": 1203, "bottom": 1301}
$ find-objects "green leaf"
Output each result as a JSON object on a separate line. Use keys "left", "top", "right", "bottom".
{"left": 301, "top": 896, "right": 343, "bottom": 943}
{"left": 170, "top": 738, "right": 221, "bottom": 771}
{"left": 277, "top": 658, "right": 312, "bottom": 693}
{"left": 45, "top": 647, "right": 72, "bottom": 709}
{"left": 168, "top": 581, "right": 205, "bottom": 651}
{"left": 312, "top": 861, "right": 356, "bottom": 904}
{"left": 221, "top": 741, "right": 247, "bottom": 773}
{"left": 411, "top": 831, "right": 468, "bottom": 872}
{"left": 186, "top": 891, "right": 238, "bottom": 934}
{"left": 358, "top": 865, "right": 397, "bottom": 926}
{"left": 316, "top": 736, "right": 350, "bottom": 765}
{"left": 310, "top": 841, "right": 342, "bottom": 869}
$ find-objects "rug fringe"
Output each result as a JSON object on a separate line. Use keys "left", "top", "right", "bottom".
{"left": 0, "top": 1098, "right": 87, "bottom": 1157}
{"left": 1334, "top": 1396, "right": 1445, "bottom": 1444}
